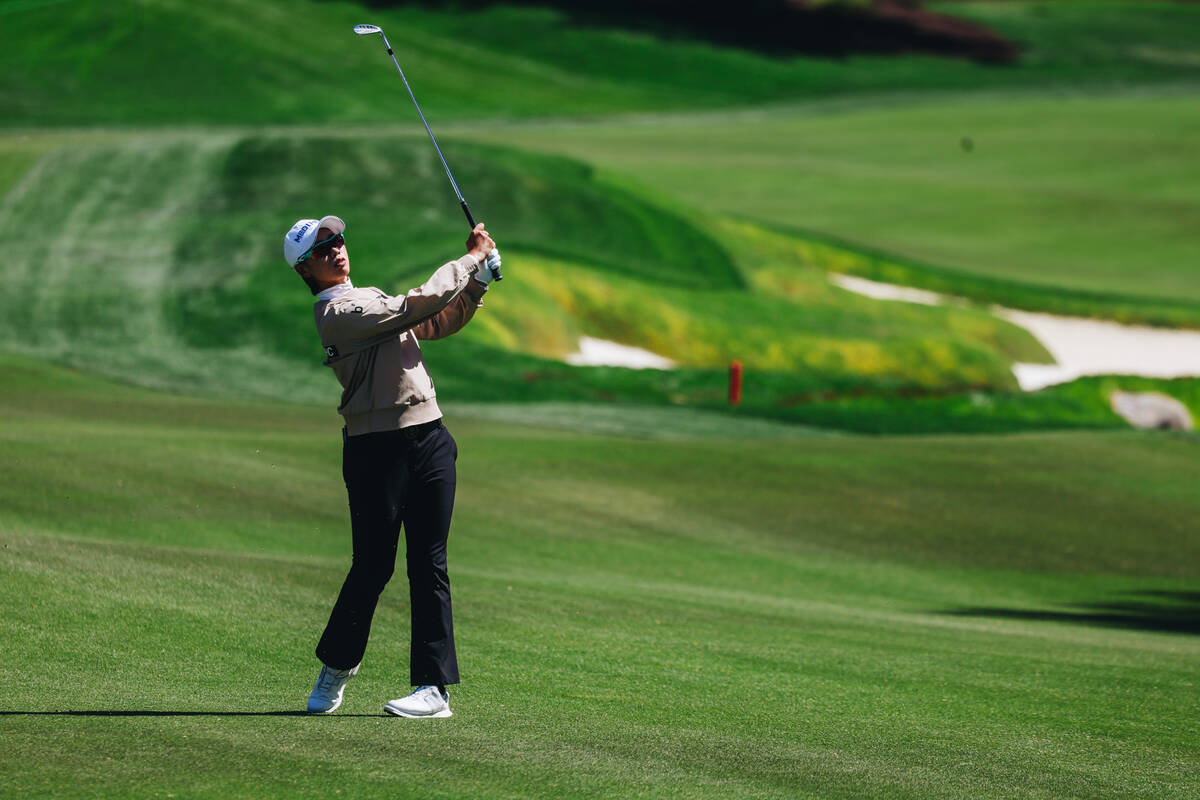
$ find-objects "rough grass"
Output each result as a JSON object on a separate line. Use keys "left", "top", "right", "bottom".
{"left": 0, "top": 128, "right": 1051, "bottom": 416}
{"left": 3, "top": 1, "right": 1199, "bottom": 430}
{"left": 470, "top": 251, "right": 1043, "bottom": 379}
{"left": 4, "top": 1, "right": 1199, "bottom": 332}
{"left": 468, "top": 91, "right": 1200, "bottom": 308}
{"left": 3, "top": 124, "right": 1194, "bottom": 433}
{"left": 747, "top": 219, "right": 1200, "bottom": 330}
{"left": 1, "top": 356, "right": 1198, "bottom": 799}
{"left": 762, "top": 374, "right": 1200, "bottom": 434}
{"left": 2, "top": 1, "right": 1199, "bottom": 127}
{"left": 2, "top": 113, "right": 1193, "bottom": 434}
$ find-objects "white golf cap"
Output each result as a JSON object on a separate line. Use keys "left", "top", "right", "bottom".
{"left": 284, "top": 215, "right": 346, "bottom": 266}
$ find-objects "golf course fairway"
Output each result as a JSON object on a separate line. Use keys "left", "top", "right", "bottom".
{"left": 2, "top": 0, "right": 1199, "bottom": 796}
{"left": 467, "top": 91, "right": 1200, "bottom": 305}
{"left": 1, "top": 356, "right": 1196, "bottom": 799}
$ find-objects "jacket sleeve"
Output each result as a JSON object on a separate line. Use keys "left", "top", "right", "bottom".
{"left": 408, "top": 278, "right": 487, "bottom": 341}
{"left": 329, "top": 255, "right": 482, "bottom": 344}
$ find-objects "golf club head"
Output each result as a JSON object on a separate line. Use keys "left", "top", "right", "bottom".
{"left": 353, "top": 24, "right": 382, "bottom": 36}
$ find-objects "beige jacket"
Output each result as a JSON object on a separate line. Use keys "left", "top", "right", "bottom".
{"left": 314, "top": 255, "right": 488, "bottom": 436}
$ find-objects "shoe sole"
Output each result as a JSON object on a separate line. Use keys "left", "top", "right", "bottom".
{"left": 383, "top": 704, "right": 452, "bottom": 719}
{"left": 307, "top": 694, "right": 345, "bottom": 714}
{"left": 307, "top": 699, "right": 342, "bottom": 714}
{"left": 306, "top": 664, "right": 358, "bottom": 714}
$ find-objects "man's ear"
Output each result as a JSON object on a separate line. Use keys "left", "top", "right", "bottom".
{"left": 293, "top": 261, "right": 310, "bottom": 279}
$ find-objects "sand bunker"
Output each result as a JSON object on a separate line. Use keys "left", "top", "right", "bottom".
{"left": 566, "top": 336, "right": 674, "bottom": 369}
{"left": 1111, "top": 391, "right": 1194, "bottom": 430}
{"left": 831, "top": 274, "right": 1200, "bottom": 391}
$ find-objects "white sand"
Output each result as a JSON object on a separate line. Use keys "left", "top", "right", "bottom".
{"left": 999, "top": 309, "right": 1200, "bottom": 390}
{"left": 565, "top": 336, "right": 675, "bottom": 369}
{"left": 830, "top": 274, "right": 1200, "bottom": 391}
{"left": 831, "top": 274, "right": 946, "bottom": 306}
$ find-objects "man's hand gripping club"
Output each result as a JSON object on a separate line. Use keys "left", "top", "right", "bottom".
{"left": 466, "top": 223, "right": 501, "bottom": 286}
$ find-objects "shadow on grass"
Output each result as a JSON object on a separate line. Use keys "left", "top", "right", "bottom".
{"left": 0, "top": 710, "right": 383, "bottom": 717}
{"left": 943, "top": 590, "right": 1200, "bottom": 635}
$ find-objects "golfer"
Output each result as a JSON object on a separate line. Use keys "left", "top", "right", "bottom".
{"left": 283, "top": 215, "right": 498, "bottom": 718}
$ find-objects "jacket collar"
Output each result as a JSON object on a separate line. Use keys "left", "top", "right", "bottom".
{"left": 316, "top": 279, "right": 354, "bottom": 302}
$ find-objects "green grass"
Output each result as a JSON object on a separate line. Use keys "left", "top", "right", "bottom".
{"left": 1, "top": 355, "right": 1198, "bottom": 799}
{"left": 938, "top": 0, "right": 1200, "bottom": 87}
{"left": 468, "top": 91, "right": 1200, "bottom": 309}
{"left": 3, "top": 0, "right": 1199, "bottom": 327}
{"left": 4, "top": 3, "right": 1200, "bottom": 795}
{"left": 0, "top": 127, "right": 1056, "bottom": 419}
{"left": 761, "top": 374, "right": 1200, "bottom": 434}
{"left": 2, "top": 1, "right": 1199, "bottom": 427}
{"left": 4, "top": 120, "right": 1195, "bottom": 433}
{"left": 471, "top": 249, "right": 1044, "bottom": 376}
{"left": 747, "top": 219, "right": 1200, "bottom": 329}
{"left": 3, "top": 1, "right": 1199, "bottom": 127}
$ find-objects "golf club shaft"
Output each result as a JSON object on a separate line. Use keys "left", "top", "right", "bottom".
{"left": 377, "top": 32, "right": 501, "bottom": 280}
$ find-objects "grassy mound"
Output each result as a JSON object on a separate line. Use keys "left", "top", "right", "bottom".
{"left": 4, "top": 0, "right": 1198, "bottom": 431}
{"left": 1, "top": 127, "right": 1052, "bottom": 424}
{"left": 767, "top": 374, "right": 1200, "bottom": 434}
{"left": 1, "top": 356, "right": 1197, "bottom": 798}
{"left": 5, "top": 123, "right": 1195, "bottom": 433}
{"left": 473, "top": 91, "right": 1200, "bottom": 312}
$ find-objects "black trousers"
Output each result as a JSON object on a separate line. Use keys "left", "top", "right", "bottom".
{"left": 315, "top": 419, "right": 460, "bottom": 686}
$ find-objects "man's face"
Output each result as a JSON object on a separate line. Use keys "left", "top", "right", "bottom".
{"left": 297, "top": 227, "right": 349, "bottom": 287}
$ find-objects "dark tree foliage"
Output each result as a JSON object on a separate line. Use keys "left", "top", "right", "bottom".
{"left": 351, "top": 0, "right": 1016, "bottom": 63}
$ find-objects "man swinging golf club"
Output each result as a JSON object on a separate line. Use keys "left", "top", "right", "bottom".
{"left": 284, "top": 214, "right": 499, "bottom": 717}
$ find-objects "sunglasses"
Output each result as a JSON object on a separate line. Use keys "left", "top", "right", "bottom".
{"left": 300, "top": 232, "right": 345, "bottom": 262}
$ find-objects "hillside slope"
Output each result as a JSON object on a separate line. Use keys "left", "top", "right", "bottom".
{"left": 4, "top": 0, "right": 1199, "bottom": 431}
{"left": 0, "top": 128, "right": 1047, "bottom": 419}
{"left": 470, "top": 92, "right": 1200, "bottom": 309}
{"left": 3, "top": 1, "right": 1199, "bottom": 126}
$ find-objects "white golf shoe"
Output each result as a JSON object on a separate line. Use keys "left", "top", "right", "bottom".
{"left": 384, "top": 685, "right": 452, "bottom": 718}
{"left": 306, "top": 663, "right": 359, "bottom": 713}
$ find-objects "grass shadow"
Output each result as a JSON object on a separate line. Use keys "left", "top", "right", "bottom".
{"left": 942, "top": 590, "right": 1200, "bottom": 635}
{"left": 378, "top": 0, "right": 1015, "bottom": 62}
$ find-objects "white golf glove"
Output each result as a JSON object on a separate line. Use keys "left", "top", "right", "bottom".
{"left": 475, "top": 248, "right": 501, "bottom": 286}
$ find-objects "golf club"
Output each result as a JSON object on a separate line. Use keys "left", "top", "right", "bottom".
{"left": 353, "top": 23, "right": 502, "bottom": 281}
